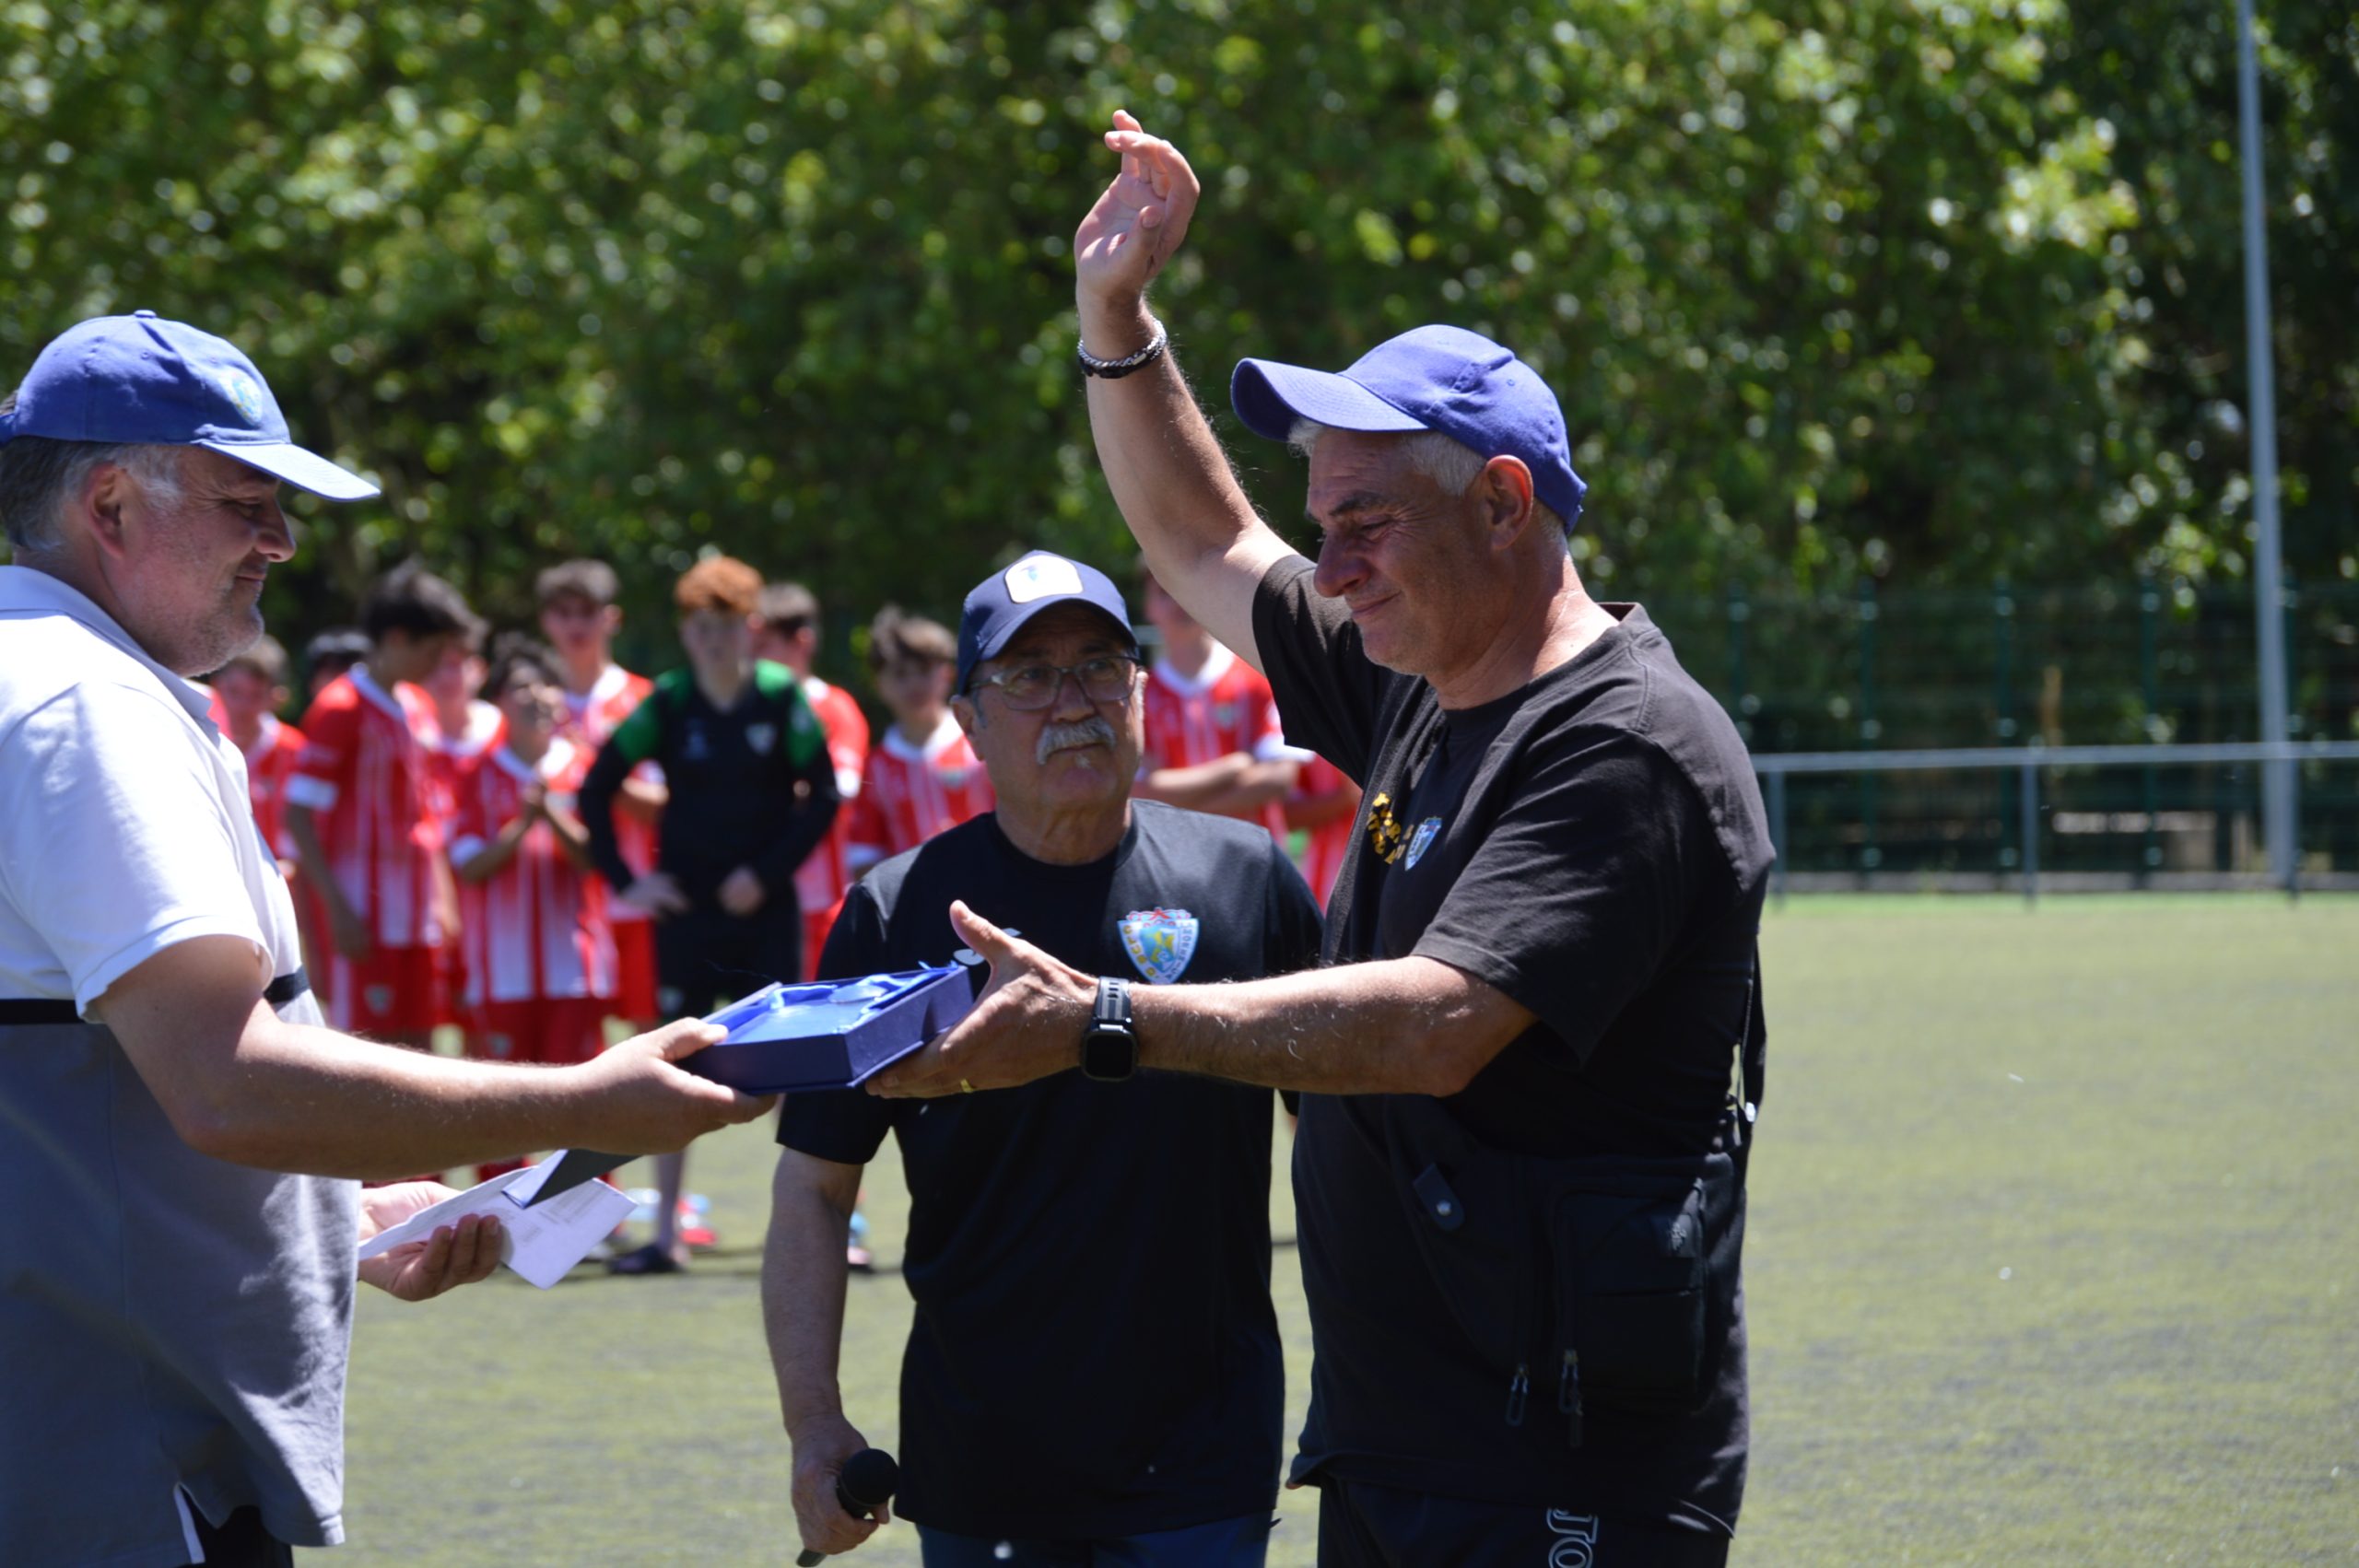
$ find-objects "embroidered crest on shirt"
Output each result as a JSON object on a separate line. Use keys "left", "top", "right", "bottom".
{"left": 1403, "top": 816, "right": 1443, "bottom": 869}
{"left": 1119, "top": 908, "right": 1199, "bottom": 985}
{"left": 746, "top": 722, "right": 778, "bottom": 756}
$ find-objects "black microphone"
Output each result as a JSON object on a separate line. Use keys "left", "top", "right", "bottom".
{"left": 794, "top": 1447, "right": 900, "bottom": 1565}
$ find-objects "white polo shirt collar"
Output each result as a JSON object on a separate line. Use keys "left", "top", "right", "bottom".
{"left": 0, "top": 566, "right": 217, "bottom": 731}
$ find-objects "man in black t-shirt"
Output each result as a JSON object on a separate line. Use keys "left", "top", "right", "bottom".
{"left": 763, "top": 552, "right": 1322, "bottom": 1567}
{"left": 863, "top": 123, "right": 1772, "bottom": 1564}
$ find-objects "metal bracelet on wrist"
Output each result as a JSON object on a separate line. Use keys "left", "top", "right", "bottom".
{"left": 1076, "top": 318, "right": 1169, "bottom": 380}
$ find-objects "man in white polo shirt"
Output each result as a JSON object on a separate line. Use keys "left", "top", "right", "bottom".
{"left": 0, "top": 312, "right": 777, "bottom": 1568}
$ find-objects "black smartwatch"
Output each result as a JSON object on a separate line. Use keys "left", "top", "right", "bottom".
{"left": 1080, "top": 977, "right": 1136, "bottom": 1082}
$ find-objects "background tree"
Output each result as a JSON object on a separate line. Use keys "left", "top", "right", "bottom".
{"left": 3, "top": 0, "right": 2348, "bottom": 678}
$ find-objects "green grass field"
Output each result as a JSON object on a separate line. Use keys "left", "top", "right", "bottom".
{"left": 327, "top": 897, "right": 2359, "bottom": 1565}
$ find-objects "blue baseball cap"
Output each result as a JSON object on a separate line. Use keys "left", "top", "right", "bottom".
{"left": 0, "top": 310, "right": 378, "bottom": 500}
{"left": 956, "top": 551, "right": 1138, "bottom": 693}
{"left": 1230, "top": 324, "right": 1586, "bottom": 529}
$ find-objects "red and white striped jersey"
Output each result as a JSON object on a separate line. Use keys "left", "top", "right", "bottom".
{"left": 425, "top": 698, "right": 504, "bottom": 833}
{"left": 563, "top": 662, "right": 659, "bottom": 924}
{"left": 287, "top": 668, "right": 447, "bottom": 948}
{"left": 792, "top": 674, "right": 871, "bottom": 916}
{"left": 1140, "top": 643, "right": 1298, "bottom": 840}
{"left": 239, "top": 714, "right": 310, "bottom": 861}
{"left": 449, "top": 737, "right": 615, "bottom": 1006}
{"left": 1293, "top": 754, "right": 1356, "bottom": 909}
{"left": 848, "top": 713, "right": 992, "bottom": 874}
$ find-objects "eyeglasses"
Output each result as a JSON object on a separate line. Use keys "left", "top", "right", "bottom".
{"left": 967, "top": 653, "right": 1141, "bottom": 711}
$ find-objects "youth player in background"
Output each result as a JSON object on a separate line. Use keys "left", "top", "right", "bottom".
{"left": 210, "top": 633, "right": 308, "bottom": 883}
{"left": 449, "top": 638, "right": 615, "bottom": 1181}
{"left": 754, "top": 580, "right": 869, "bottom": 980}
{"left": 284, "top": 562, "right": 476, "bottom": 1049}
{"left": 423, "top": 627, "right": 501, "bottom": 1042}
{"left": 845, "top": 606, "right": 992, "bottom": 880}
{"left": 583, "top": 556, "right": 840, "bottom": 1274}
{"left": 301, "top": 626, "right": 370, "bottom": 706}
{"left": 539, "top": 559, "right": 665, "bottom": 1040}
{"left": 1133, "top": 562, "right": 1305, "bottom": 840}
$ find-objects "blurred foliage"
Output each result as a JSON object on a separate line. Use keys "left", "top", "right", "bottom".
{"left": 1, "top": 0, "right": 2352, "bottom": 673}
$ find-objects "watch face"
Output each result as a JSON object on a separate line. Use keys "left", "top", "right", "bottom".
{"left": 1082, "top": 1026, "right": 1137, "bottom": 1082}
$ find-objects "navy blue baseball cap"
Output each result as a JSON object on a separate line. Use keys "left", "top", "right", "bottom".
{"left": 956, "top": 551, "right": 1138, "bottom": 693}
{"left": 0, "top": 310, "right": 379, "bottom": 500}
{"left": 1230, "top": 324, "right": 1586, "bottom": 529}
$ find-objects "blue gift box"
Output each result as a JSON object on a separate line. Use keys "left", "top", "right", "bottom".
{"left": 685, "top": 965, "right": 977, "bottom": 1093}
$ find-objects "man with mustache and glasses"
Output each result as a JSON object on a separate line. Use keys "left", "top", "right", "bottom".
{"left": 762, "top": 552, "right": 1323, "bottom": 1567}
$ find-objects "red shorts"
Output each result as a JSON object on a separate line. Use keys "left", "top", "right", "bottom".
{"left": 473, "top": 996, "right": 607, "bottom": 1066}
{"left": 609, "top": 919, "right": 658, "bottom": 1024}
{"left": 330, "top": 944, "right": 440, "bottom": 1036}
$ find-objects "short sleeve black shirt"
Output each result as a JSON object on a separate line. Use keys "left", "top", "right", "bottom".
{"left": 1251, "top": 556, "right": 1774, "bottom": 1531}
{"left": 776, "top": 802, "right": 1323, "bottom": 1539}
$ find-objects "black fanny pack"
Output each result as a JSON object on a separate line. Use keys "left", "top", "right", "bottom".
{"left": 0, "top": 967, "right": 311, "bottom": 1026}
{"left": 1389, "top": 1096, "right": 1744, "bottom": 1447}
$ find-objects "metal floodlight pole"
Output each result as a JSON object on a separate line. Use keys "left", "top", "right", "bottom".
{"left": 2236, "top": 0, "right": 2296, "bottom": 889}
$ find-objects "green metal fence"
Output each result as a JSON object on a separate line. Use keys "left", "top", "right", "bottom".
{"left": 1649, "top": 579, "right": 2359, "bottom": 877}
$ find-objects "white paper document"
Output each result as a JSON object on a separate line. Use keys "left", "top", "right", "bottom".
{"left": 355, "top": 1153, "right": 635, "bottom": 1289}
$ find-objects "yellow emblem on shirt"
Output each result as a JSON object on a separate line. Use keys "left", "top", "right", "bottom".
{"left": 1365, "top": 791, "right": 1408, "bottom": 864}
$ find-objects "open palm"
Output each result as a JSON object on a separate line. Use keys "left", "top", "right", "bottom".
{"left": 1074, "top": 110, "right": 1202, "bottom": 307}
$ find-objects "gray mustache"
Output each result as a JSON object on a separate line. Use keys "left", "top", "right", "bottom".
{"left": 1038, "top": 716, "right": 1118, "bottom": 763}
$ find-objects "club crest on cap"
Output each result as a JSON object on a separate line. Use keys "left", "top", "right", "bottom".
{"left": 216, "top": 367, "right": 265, "bottom": 426}
{"left": 1005, "top": 554, "right": 1085, "bottom": 605}
{"left": 1119, "top": 907, "right": 1199, "bottom": 985}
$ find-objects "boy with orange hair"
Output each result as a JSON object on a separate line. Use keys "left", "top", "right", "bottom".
{"left": 581, "top": 555, "right": 839, "bottom": 1272}
{"left": 450, "top": 638, "right": 614, "bottom": 1180}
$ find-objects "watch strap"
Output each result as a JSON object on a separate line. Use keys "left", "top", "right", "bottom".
{"left": 1093, "top": 976, "right": 1132, "bottom": 1030}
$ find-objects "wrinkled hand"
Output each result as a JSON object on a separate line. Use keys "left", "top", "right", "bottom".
{"left": 1074, "top": 110, "right": 1201, "bottom": 321}
{"left": 568, "top": 1018, "right": 778, "bottom": 1151}
{"left": 619, "top": 869, "right": 691, "bottom": 919}
{"left": 866, "top": 902, "right": 1094, "bottom": 1098}
{"left": 790, "top": 1414, "right": 890, "bottom": 1558}
{"left": 356, "top": 1181, "right": 502, "bottom": 1301}
{"left": 718, "top": 865, "right": 767, "bottom": 918}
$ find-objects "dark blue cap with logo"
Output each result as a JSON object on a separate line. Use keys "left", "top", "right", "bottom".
{"left": 1230, "top": 323, "right": 1586, "bottom": 529}
{"left": 957, "top": 551, "right": 1137, "bottom": 693}
{"left": 0, "top": 310, "right": 379, "bottom": 500}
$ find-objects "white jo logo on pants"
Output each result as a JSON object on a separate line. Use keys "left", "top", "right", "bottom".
{"left": 1545, "top": 1509, "right": 1601, "bottom": 1568}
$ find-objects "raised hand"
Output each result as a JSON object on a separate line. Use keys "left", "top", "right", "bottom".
{"left": 1074, "top": 110, "right": 1203, "bottom": 333}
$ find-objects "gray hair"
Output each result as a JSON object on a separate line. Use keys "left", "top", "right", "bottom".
{"left": 1288, "top": 416, "right": 1567, "bottom": 543}
{"left": 0, "top": 395, "right": 187, "bottom": 561}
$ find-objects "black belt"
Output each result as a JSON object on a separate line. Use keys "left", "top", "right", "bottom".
{"left": 0, "top": 967, "right": 311, "bottom": 1026}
